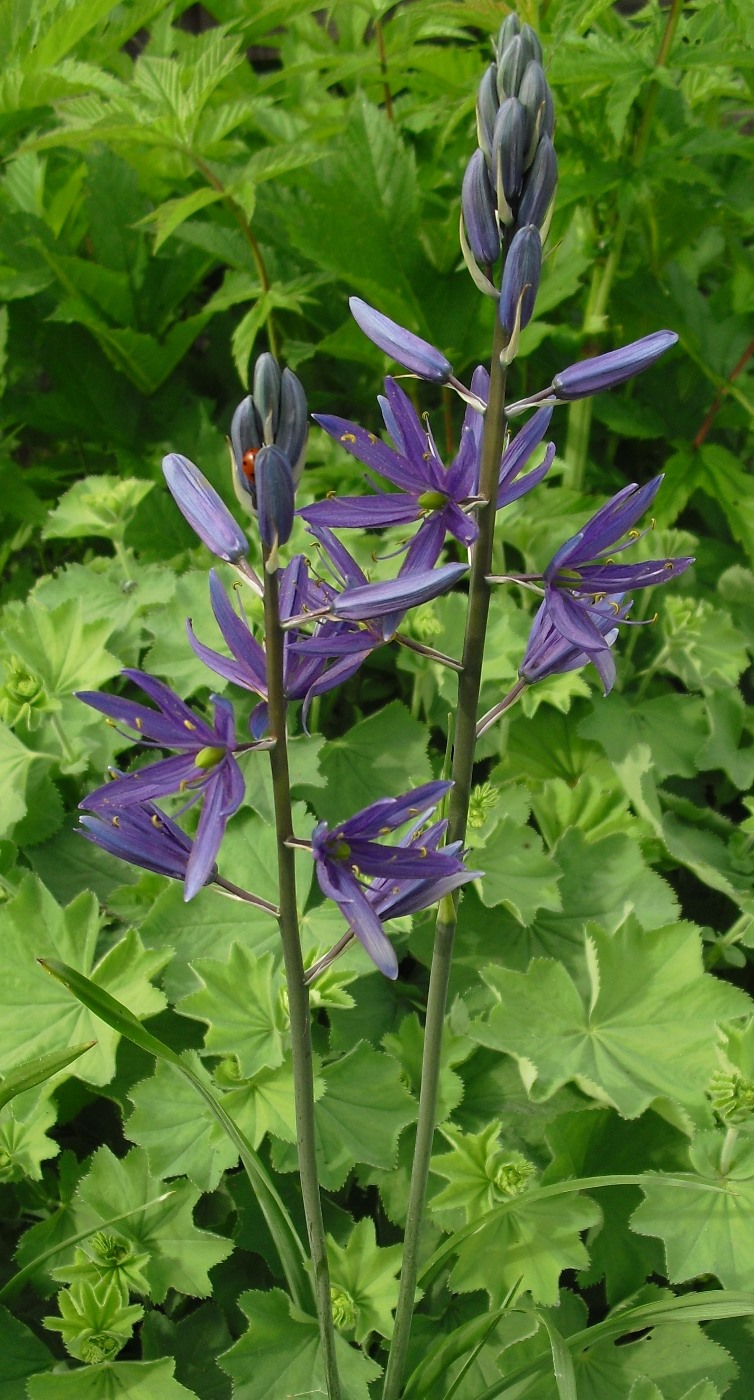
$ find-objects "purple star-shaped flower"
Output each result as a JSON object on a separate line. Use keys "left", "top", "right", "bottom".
{"left": 300, "top": 373, "right": 554, "bottom": 569}
{"left": 541, "top": 477, "right": 693, "bottom": 681}
{"left": 311, "top": 782, "right": 476, "bottom": 978}
{"left": 77, "top": 670, "right": 246, "bottom": 900}
{"left": 187, "top": 557, "right": 375, "bottom": 736}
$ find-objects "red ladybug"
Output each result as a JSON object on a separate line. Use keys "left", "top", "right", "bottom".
{"left": 241, "top": 447, "right": 259, "bottom": 484}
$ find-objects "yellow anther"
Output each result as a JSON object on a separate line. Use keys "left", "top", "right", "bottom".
{"left": 151, "top": 814, "right": 163, "bottom": 828}
{"left": 379, "top": 826, "right": 393, "bottom": 835}
{"left": 111, "top": 816, "right": 120, "bottom": 827}
{"left": 628, "top": 529, "right": 640, "bottom": 540}
{"left": 183, "top": 719, "right": 197, "bottom": 730}
{"left": 351, "top": 864, "right": 361, "bottom": 877}
{"left": 340, "top": 432, "right": 357, "bottom": 444}
{"left": 368, "top": 433, "right": 377, "bottom": 444}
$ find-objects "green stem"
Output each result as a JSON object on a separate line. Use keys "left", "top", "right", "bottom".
{"left": 263, "top": 566, "right": 341, "bottom": 1400}
{"left": 191, "top": 153, "right": 280, "bottom": 360}
{"left": 563, "top": 0, "right": 684, "bottom": 492}
{"left": 382, "top": 319, "right": 509, "bottom": 1400}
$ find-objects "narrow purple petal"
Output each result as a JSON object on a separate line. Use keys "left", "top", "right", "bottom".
{"left": 120, "top": 670, "right": 217, "bottom": 744}
{"left": 400, "top": 515, "right": 450, "bottom": 576}
{"left": 498, "top": 406, "right": 553, "bottom": 489}
{"left": 307, "top": 524, "right": 367, "bottom": 589}
{"left": 333, "top": 562, "right": 467, "bottom": 621}
{"left": 184, "top": 776, "right": 227, "bottom": 901}
{"left": 300, "top": 496, "right": 420, "bottom": 529}
{"left": 545, "top": 586, "right": 614, "bottom": 654}
{"left": 84, "top": 754, "right": 202, "bottom": 807}
{"left": 339, "top": 781, "right": 451, "bottom": 839}
{"left": 311, "top": 415, "right": 427, "bottom": 493}
{"left": 316, "top": 858, "right": 399, "bottom": 978}
{"left": 381, "top": 378, "right": 429, "bottom": 462}
{"left": 498, "top": 442, "right": 555, "bottom": 508}
{"left": 204, "top": 571, "right": 267, "bottom": 687}
{"left": 186, "top": 619, "right": 264, "bottom": 696}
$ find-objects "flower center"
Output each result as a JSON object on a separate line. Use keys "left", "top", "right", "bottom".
{"left": 417, "top": 489, "right": 448, "bottom": 511}
{"left": 194, "top": 745, "right": 225, "bottom": 769}
{"left": 328, "top": 838, "right": 352, "bottom": 860}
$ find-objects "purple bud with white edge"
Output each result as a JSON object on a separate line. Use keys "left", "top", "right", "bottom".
{"left": 162, "top": 453, "right": 248, "bottom": 563}
{"left": 518, "top": 61, "right": 552, "bottom": 167}
{"left": 350, "top": 297, "right": 453, "bottom": 384}
{"left": 255, "top": 444, "right": 295, "bottom": 552}
{"left": 500, "top": 224, "right": 541, "bottom": 336}
{"left": 552, "top": 331, "right": 679, "bottom": 400}
{"left": 517, "top": 134, "right": 557, "bottom": 231}
{"left": 497, "top": 35, "right": 528, "bottom": 100}
{"left": 492, "top": 98, "right": 525, "bottom": 220}
{"left": 476, "top": 64, "right": 499, "bottom": 164}
{"left": 462, "top": 150, "right": 500, "bottom": 264}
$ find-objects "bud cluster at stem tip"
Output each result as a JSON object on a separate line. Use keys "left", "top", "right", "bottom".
{"left": 230, "top": 353, "right": 308, "bottom": 562}
{"left": 462, "top": 15, "right": 557, "bottom": 356}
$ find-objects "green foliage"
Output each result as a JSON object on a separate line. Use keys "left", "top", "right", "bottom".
{"left": 1, "top": 0, "right": 753, "bottom": 1393}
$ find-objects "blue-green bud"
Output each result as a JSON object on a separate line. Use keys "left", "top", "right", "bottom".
{"left": 500, "top": 224, "right": 541, "bottom": 338}
{"left": 252, "top": 353, "right": 282, "bottom": 440}
{"left": 492, "top": 96, "right": 525, "bottom": 224}
{"left": 462, "top": 149, "right": 500, "bottom": 263}
{"left": 476, "top": 64, "right": 499, "bottom": 165}
{"left": 518, "top": 61, "right": 552, "bottom": 168}
{"left": 519, "top": 23, "right": 543, "bottom": 66}
{"left": 277, "top": 367, "right": 308, "bottom": 484}
{"left": 255, "top": 443, "right": 295, "bottom": 554}
{"left": 517, "top": 134, "right": 557, "bottom": 231}
{"left": 496, "top": 13, "right": 520, "bottom": 55}
{"left": 497, "top": 35, "right": 528, "bottom": 100}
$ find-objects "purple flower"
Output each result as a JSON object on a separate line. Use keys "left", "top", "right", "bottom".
{"left": 162, "top": 454, "right": 249, "bottom": 563}
{"left": 76, "top": 670, "right": 246, "bottom": 900}
{"left": 541, "top": 477, "right": 693, "bottom": 678}
{"left": 187, "top": 558, "right": 371, "bottom": 736}
{"left": 79, "top": 800, "right": 201, "bottom": 883}
{"left": 301, "top": 377, "right": 483, "bottom": 566}
{"left": 311, "top": 783, "right": 477, "bottom": 978}
{"left": 349, "top": 298, "right": 452, "bottom": 384}
{"left": 520, "top": 594, "right": 630, "bottom": 695}
{"left": 301, "top": 371, "right": 552, "bottom": 563}
{"left": 331, "top": 561, "right": 468, "bottom": 638}
{"left": 551, "top": 331, "right": 678, "bottom": 401}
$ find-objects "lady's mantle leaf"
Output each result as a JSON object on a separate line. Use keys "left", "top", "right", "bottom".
{"left": 327, "top": 1217, "right": 403, "bottom": 1344}
{"left": 73, "top": 1146, "right": 232, "bottom": 1304}
{"left": 26, "top": 1357, "right": 196, "bottom": 1399}
{"left": 474, "top": 917, "right": 750, "bottom": 1122}
{"left": 0, "top": 875, "right": 168, "bottom": 1086}
{"left": 632, "top": 1130, "right": 754, "bottom": 1291}
{"left": 219, "top": 1289, "right": 381, "bottom": 1400}
{"left": 126, "top": 1056, "right": 238, "bottom": 1193}
{"left": 272, "top": 1041, "right": 417, "bottom": 1190}
{"left": 178, "top": 946, "right": 287, "bottom": 1079}
{"left": 443, "top": 1188, "right": 601, "bottom": 1307}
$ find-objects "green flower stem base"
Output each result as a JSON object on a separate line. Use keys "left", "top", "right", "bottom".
{"left": 383, "top": 317, "right": 509, "bottom": 1400}
{"left": 263, "top": 563, "right": 341, "bottom": 1400}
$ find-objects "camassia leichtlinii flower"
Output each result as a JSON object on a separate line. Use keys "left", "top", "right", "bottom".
{"left": 77, "top": 671, "right": 249, "bottom": 900}
{"left": 310, "top": 783, "right": 480, "bottom": 978}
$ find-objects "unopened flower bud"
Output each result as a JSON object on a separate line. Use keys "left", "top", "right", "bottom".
{"left": 551, "top": 330, "right": 679, "bottom": 400}
{"left": 518, "top": 23, "right": 543, "bottom": 66}
{"left": 476, "top": 64, "right": 499, "bottom": 165}
{"left": 277, "top": 368, "right": 308, "bottom": 483}
{"left": 500, "top": 224, "right": 541, "bottom": 338}
{"left": 231, "top": 355, "right": 308, "bottom": 509}
{"left": 518, "top": 61, "right": 552, "bottom": 167}
{"left": 492, "top": 97, "right": 525, "bottom": 223}
{"left": 497, "top": 35, "right": 528, "bottom": 100}
{"left": 255, "top": 444, "right": 295, "bottom": 554}
{"left": 496, "top": 13, "right": 520, "bottom": 55}
{"left": 252, "top": 353, "right": 281, "bottom": 441}
{"left": 462, "top": 149, "right": 500, "bottom": 264}
{"left": 350, "top": 297, "right": 453, "bottom": 384}
{"left": 517, "top": 134, "right": 557, "bottom": 231}
{"left": 162, "top": 453, "right": 249, "bottom": 563}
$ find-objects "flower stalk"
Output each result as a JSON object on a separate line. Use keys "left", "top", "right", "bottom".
{"left": 382, "top": 315, "right": 510, "bottom": 1400}
{"left": 263, "top": 563, "right": 341, "bottom": 1400}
